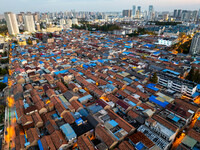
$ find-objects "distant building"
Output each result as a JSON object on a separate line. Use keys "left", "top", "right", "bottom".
{"left": 148, "top": 5, "right": 154, "bottom": 20}
{"left": 136, "top": 6, "right": 141, "bottom": 18}
{"left": 24, "top": 13, "right": 35, "bottom": 32}
{"left": 122, "top": 10, "right": 132, "bottom": 18}
{"left": 4, "top": 12, "right": 19, "bottom": 35}
{"left": 173, "top": 9, "right": 178, "bottom": 18}
{"left": 176, "top": 9, "right": 182, "bottom": 20}
{"left": 132, "top": 5, "right": 136, "bottom": 17}
{"left": 190, "top": 33, "right": 200, "bottom": 55}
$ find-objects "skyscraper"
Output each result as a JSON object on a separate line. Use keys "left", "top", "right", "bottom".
{"left": 177, "top": 9, "right": 182, "bottom": 18}
{"left": 4, "top": 12, "right": 19, "bottom": 35}
{"left": 136, "top": 6, "right": 141, "bottom": 18}
{"left": 24, "top": 13, "right": 35, "bottom": 32}
{"left": 148, "top": 5, "right": 154, "bottom": 20}
{"left": 173, "top": 9, "right": 178, "bottom": 18}
{"left": 190, "top": 33, "right": 200, "bottom": 55}
{"left": 122, "top": 10, "right": 132, "bottom": 17}
{"left": 132, "top": 5, "right": 136, "bottom": 17}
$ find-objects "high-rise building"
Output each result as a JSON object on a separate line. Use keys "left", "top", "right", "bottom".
{"left": 132, "top": 5, "right": 136, "bottom": 17}
{"left": 198, "top": 9, "right": 200, "bottom": 17}
{"left": 122, "top": 10, "right": 132, "bottom": 17}
{"left": 177, "top": 9, "right": 182, "bottom": 18}
{"left": 173, "top": 9, "right": 178, "bottom": 18}
{"left": 4, "top": 12, "right": 19, "bottom": 35}
{"left": 136, "top": 6, "right": 141, "bottom": 18}
{"left": 24, "top": 13, "right": 35, "bottom": 32}
{"left": 192, "top": 10, "right": 198, "bottom": 21}
{"left": 190, "top": 33, "right": 200, "bottom": 55}
{"left": 17, "top": 14, "right": 24, "bottom": 23}
{"left": 148, "top": 5, "right": 154, "bottom": 20}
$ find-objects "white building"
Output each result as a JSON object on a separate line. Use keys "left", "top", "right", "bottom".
{"left": 24, "top": 14, "right": 35, "bottom": 32}
{"left": 72, "top": 18, "right": 78, "bottom": 25}
{"left": 157, "top": 37, "right": 178, "bottom": 46}
{"left": 157, "top": 71, "right": 197, "bottom": 96}
{"left": 4, "top": 12, "right": 19, "bottom": 35}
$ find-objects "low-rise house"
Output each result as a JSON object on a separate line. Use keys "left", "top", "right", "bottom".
{"left": 95, "top": 125, "right": 118, "bottom": 149}
{"left": 50, "top": 130, "right": 68, "bottom": 149}
{"left": 38, "top": 135, "right": 56, "bottom": 150}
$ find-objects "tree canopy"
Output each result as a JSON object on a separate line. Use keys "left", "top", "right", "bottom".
{"left": 186, "top": 67, "right": 200, "bottom": 83}
{"left": 150, "top": 72, "right": 158, "bottom": 83}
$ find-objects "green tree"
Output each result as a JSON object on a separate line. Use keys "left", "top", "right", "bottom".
{"left": 193, "top": 70, "right": 200, "bottom": 83}
{"left": 0, "top": 82, "right": 7, "bottom": 91}
{"left": 150, "top": 72, "right": 158, "bottom": 83}
{"left": 1, "top": 69, "right": 7, "bottom": 75}
{"left": 27, "top": 38, "right": 32, "bottom": 45}
{"left": 186, "top": 67, "right": 195, "bottom": 81}
{"left": 3, "top": 51, "right": 7, "bottom": 57}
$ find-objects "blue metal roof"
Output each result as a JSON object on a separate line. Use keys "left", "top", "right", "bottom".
{"left": 78, "top": 94, "right": 93, "bottom": 102}
{"left": 87, "top": 105, "right": 103, "bottom": 114}
{"left": 146, "top": 84, "right": 159, "bottom": 91}
{"left": 149, "top": 95, "right": 169, "bottom": 108}
{"left": 78, "top": 108, "right": 89, "bottom": 117}
{"left": 60, "top": 123, "right": 77, "bottom": 141}
{"left": 192, "top": 92, "right": 200, "bottom": 98}
{"left": 162, "top": 69, "right": 180, "bottom": 76}
{"left": 123, "top": 77, "right": 133, "bottom": 83}
{"left": 54, "top": 69, "right": 68, "bottom": 75}
{"left": 127, "top": 101, "right": 136, "bottom": 107}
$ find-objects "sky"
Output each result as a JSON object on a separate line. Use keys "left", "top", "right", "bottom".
{"left": 1, "top": 0, "right": 200, "bottom": 13}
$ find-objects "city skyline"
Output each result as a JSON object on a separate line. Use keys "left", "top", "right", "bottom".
{"left": 1, "top": 0, "right": 200, "bottom": 13}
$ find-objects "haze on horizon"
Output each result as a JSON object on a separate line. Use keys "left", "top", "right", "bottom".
{"left": 1, "top": 0, "right": 200, "bottom": 13}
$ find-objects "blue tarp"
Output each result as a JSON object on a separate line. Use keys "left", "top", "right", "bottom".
{"left": 31, "top": 55, "right": 37, "bottom": 58}
{"left": 159, "top": 58, "right": 169, "bottom": 62}
{"left": 98, "top": 59, "right": 104, "bottom": 63}
{"left": 153, "top": 51, "right": 160, "bottom": 55}
{"left": 75, "top": 118, "right": 84, "bottom": 125}
{"left": 143, "top": 44, "right": 154, "bottom": 48}
{"left": 3, "top": 76, "right": 8, "bottom": 83}
{"left": 163, "top": 69, "right": 180, "bottom": 76}
{"left": 149, "top": 95, "right": 169, "bottom": 108}
{"left": 122, "top": 52, "right": 133, "bottom": 55}
{"left": 54, "top": 70, "right": 68, "bottom": 75}
{"left": 146, "top": 84, "right": 159, "bottom": 91}
{"left": 127, "top": 101, "right": 136, "bottom": 107}
{"left": 83, "top": 64, "right": 89, "bottom": 69}
{"left": 197, "top": 84, "right": 200, "bottom": 90}
{"left": 38, "top": 140, "right": 44, "bottom": 150}
{"left": 135, "top": 142, "right": 145, "bottom": 150}
{"left": 124, "top": 45, "right": 131, "bottom": 48}
{"left": 89, "top": 63, "right": 96, "bottom": 67}
{"left": 11, "top": 58, "right": 18, "bottom": 63}
{"left": 192, "top": 92, "right": 200, "bottom": 98}
{"left": 108, "top": 120, "right": 118, "bottom": 127}
{"left": 172, "top": 115, "right": 180, "bottom": 122}
{"left": 108, "top": 81, "right": 113, "bottom": 84}
{"left": 39, "top": 61, "right": 44, "bottom": 64}
{"left": 71, "top": 58, "right": 77, "bottom": 62}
